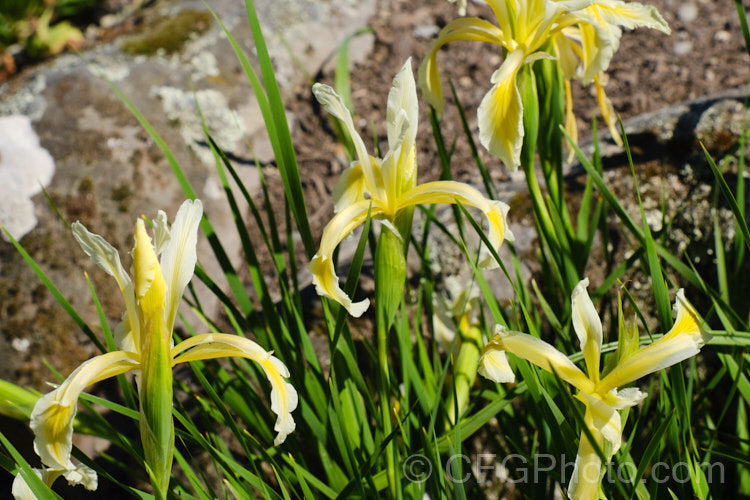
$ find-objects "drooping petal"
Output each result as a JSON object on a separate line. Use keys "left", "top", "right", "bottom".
{"left": 158, "top": 199, "right": 203, "bottom": 332}
{"left": 30, "top": 351, "right": 140, "bottom": 471}
{"left": 312, "top": 83, "right": 379, "bottom": 198}
{"left": 570, "top": 278, "right": 603, "bottom": 382}
{"left": 171, "top": 333, "right": 298, "bottom": 445}
{"left": 12, "top": 468, "right": 62, "bottom": 500}
{"left": 396, "top": 180, "right": 513, "bottom": 269}
{"left": 478, "top": 327, "right": 516, "bottom": 383}
{"left": 418, "top": 17, "right": 507, "bottom": 115}
{"left": 599, "top": 289, "right": 707, "bottom": 391}
{"left": 72, "top": 222, "right": 140, "bottom": 351}
{"left": 309, "top": 200, "right": 383, "bottom": 317}
{"left": 483, "top": 325, "right": 593, "bottom": 393}
{"left": 477, "top": 48, "right": 526, "bottom": 170}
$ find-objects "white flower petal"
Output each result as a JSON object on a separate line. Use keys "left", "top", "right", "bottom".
{"left": 159, "top": 199, "right": 203, "bottom": 332}
{"left": 570, "top": 278, "right": 603, "bottom": 381}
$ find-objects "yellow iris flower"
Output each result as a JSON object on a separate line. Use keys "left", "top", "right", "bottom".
{"left": 422, "top": 0, "right": 669, "bottom": 168}
{"left": 478, "top": 279, "right": 708, "bottom": 499}
{"left": 310, "top": 58, "right": 513, "bottom": 317}
{"left": 13, "top": 200, "right": 297, "bottom": 498}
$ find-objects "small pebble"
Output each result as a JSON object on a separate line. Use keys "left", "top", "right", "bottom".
{"left": 11, "top": 338, "right": 30, "bottom": 353}
{"left": 714, "top": 30, "right": 732, "bottom": 43}
{"left": 413, "top": 24, "right": 439, "bottom": 39}
{"left": 673, "top": 40, "right": 693, "bottom": 56}
{"left": 677, "top": 3, "right": 698, "bottom": 23}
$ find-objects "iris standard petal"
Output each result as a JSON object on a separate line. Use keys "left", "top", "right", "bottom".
{"left": 72, "top": 222, "right": 140, "bottom": 352}
{"left": 159, "top": 199, "right": 203, "bottom": 332}
{"left": 570, "top": 278, "right": 603, "bottom": 382}
{"left": 386, "top": 58, "right": 418, "bottom": 165}
{"left": 171, "top": 333, "right": 298, "bottom": 445}
{"left": 477, "top": 48, "right": 526, "bottom": 170}
{"left": 30, "top": 351, "right": 140, "bottom": 471}
{"left": 418, "top": 17, "right": 507, "bottom": 115}
{"left": 485, "top": 325, "right": 593, "bottom": 393}
{"left": 312, "top": 83, "right": 378, "bottom": 197}
{"left": 599, "top": 290, "right": 706, "bottom": 391}
{"left": 309, "top": 200, "right": 382, "bottom": 317}
{"left": 397, "top": 180, "right": 513, "bottom": 268}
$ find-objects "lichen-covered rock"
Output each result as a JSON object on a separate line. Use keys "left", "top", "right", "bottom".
{"left": 0, "top": 0, "right": 376, "bottom": 390}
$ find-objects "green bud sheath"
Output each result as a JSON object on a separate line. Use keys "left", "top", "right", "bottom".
{"left": 134, "top": 221, "right": 174, "bottom": 500}
{"left": 375, "top": 224, "right": 407, "bottom": 329}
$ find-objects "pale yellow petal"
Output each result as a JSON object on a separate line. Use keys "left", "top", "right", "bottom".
{"left": 72, "top": 222, "right": 140, "bottom": 351}
{"left": 386, "top": 58, "right": 418, "bottom": 162}
{"left": 312, "top": 83, "right": 378, "bottom": 196}
{"left": 577, "top": 20, "right": 617, "bottom": 84}
{"left": 571, "top": 278, "right": 603, "bottom": 382}
{"left": 563, "top": 79, "right": 579, "bottom": 163}
{"left": 159, "top": 199, "right": 203, "bottom": 332}
{"left": 599, "top": 290, "right": 707, "bottom": 391}
{"left": 30, "top": 351, "right": 140, "bottom": 470}
{"left": 171, "top": 333, "right": 298, "bottom": 445}
{"left": 332, "top": 163, "right": 366, "bottom": 213}
{"left": 447, "top": 0, "right": 467, "bottom": 16}
{"left": 478, "top": 328, "right": 516, "bottom": 383}
{"left": 418, "top": 17, "right": 507, "bottom": 115}
{"left": 477, "top": 49, "right": 525, "bottom": 170}
{"left": 309, "top": 200, "right": 382, "bottom": 317}
{"left": 397, "top": 180, "right": 513, "bottom": 269}
{"left": 486, "top": 325, "right": 593, "bottom": 393}
{"left": 567, "top": 423, "right": 604, "bottom": 500}
{"left": 577, "top": 391, "right": 623, "bottom": 452}
{"left": 62, "top": 463, "right": 98, "bottom": 491}
{"left": 594, "top": 75, "right": 622, "bottom": 146}
{"left": 152, "top": 210, "right": 170, "bottom": 256}
{"left": 592, "top": 0, "right": 670, "bottom": 34}
{"left": 432, "top": 293, "right": 458, "bottom": 351}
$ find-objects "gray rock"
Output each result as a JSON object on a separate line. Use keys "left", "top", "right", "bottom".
{"left": 0, "top": 0, "right": 375, "bottom": 388}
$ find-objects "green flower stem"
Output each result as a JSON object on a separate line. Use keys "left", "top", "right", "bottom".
{"left": 374, "top": 225, "right": 406, "bottom": 498}
{"left": 139, "top": 316, "right": 174, "bottom": 500}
